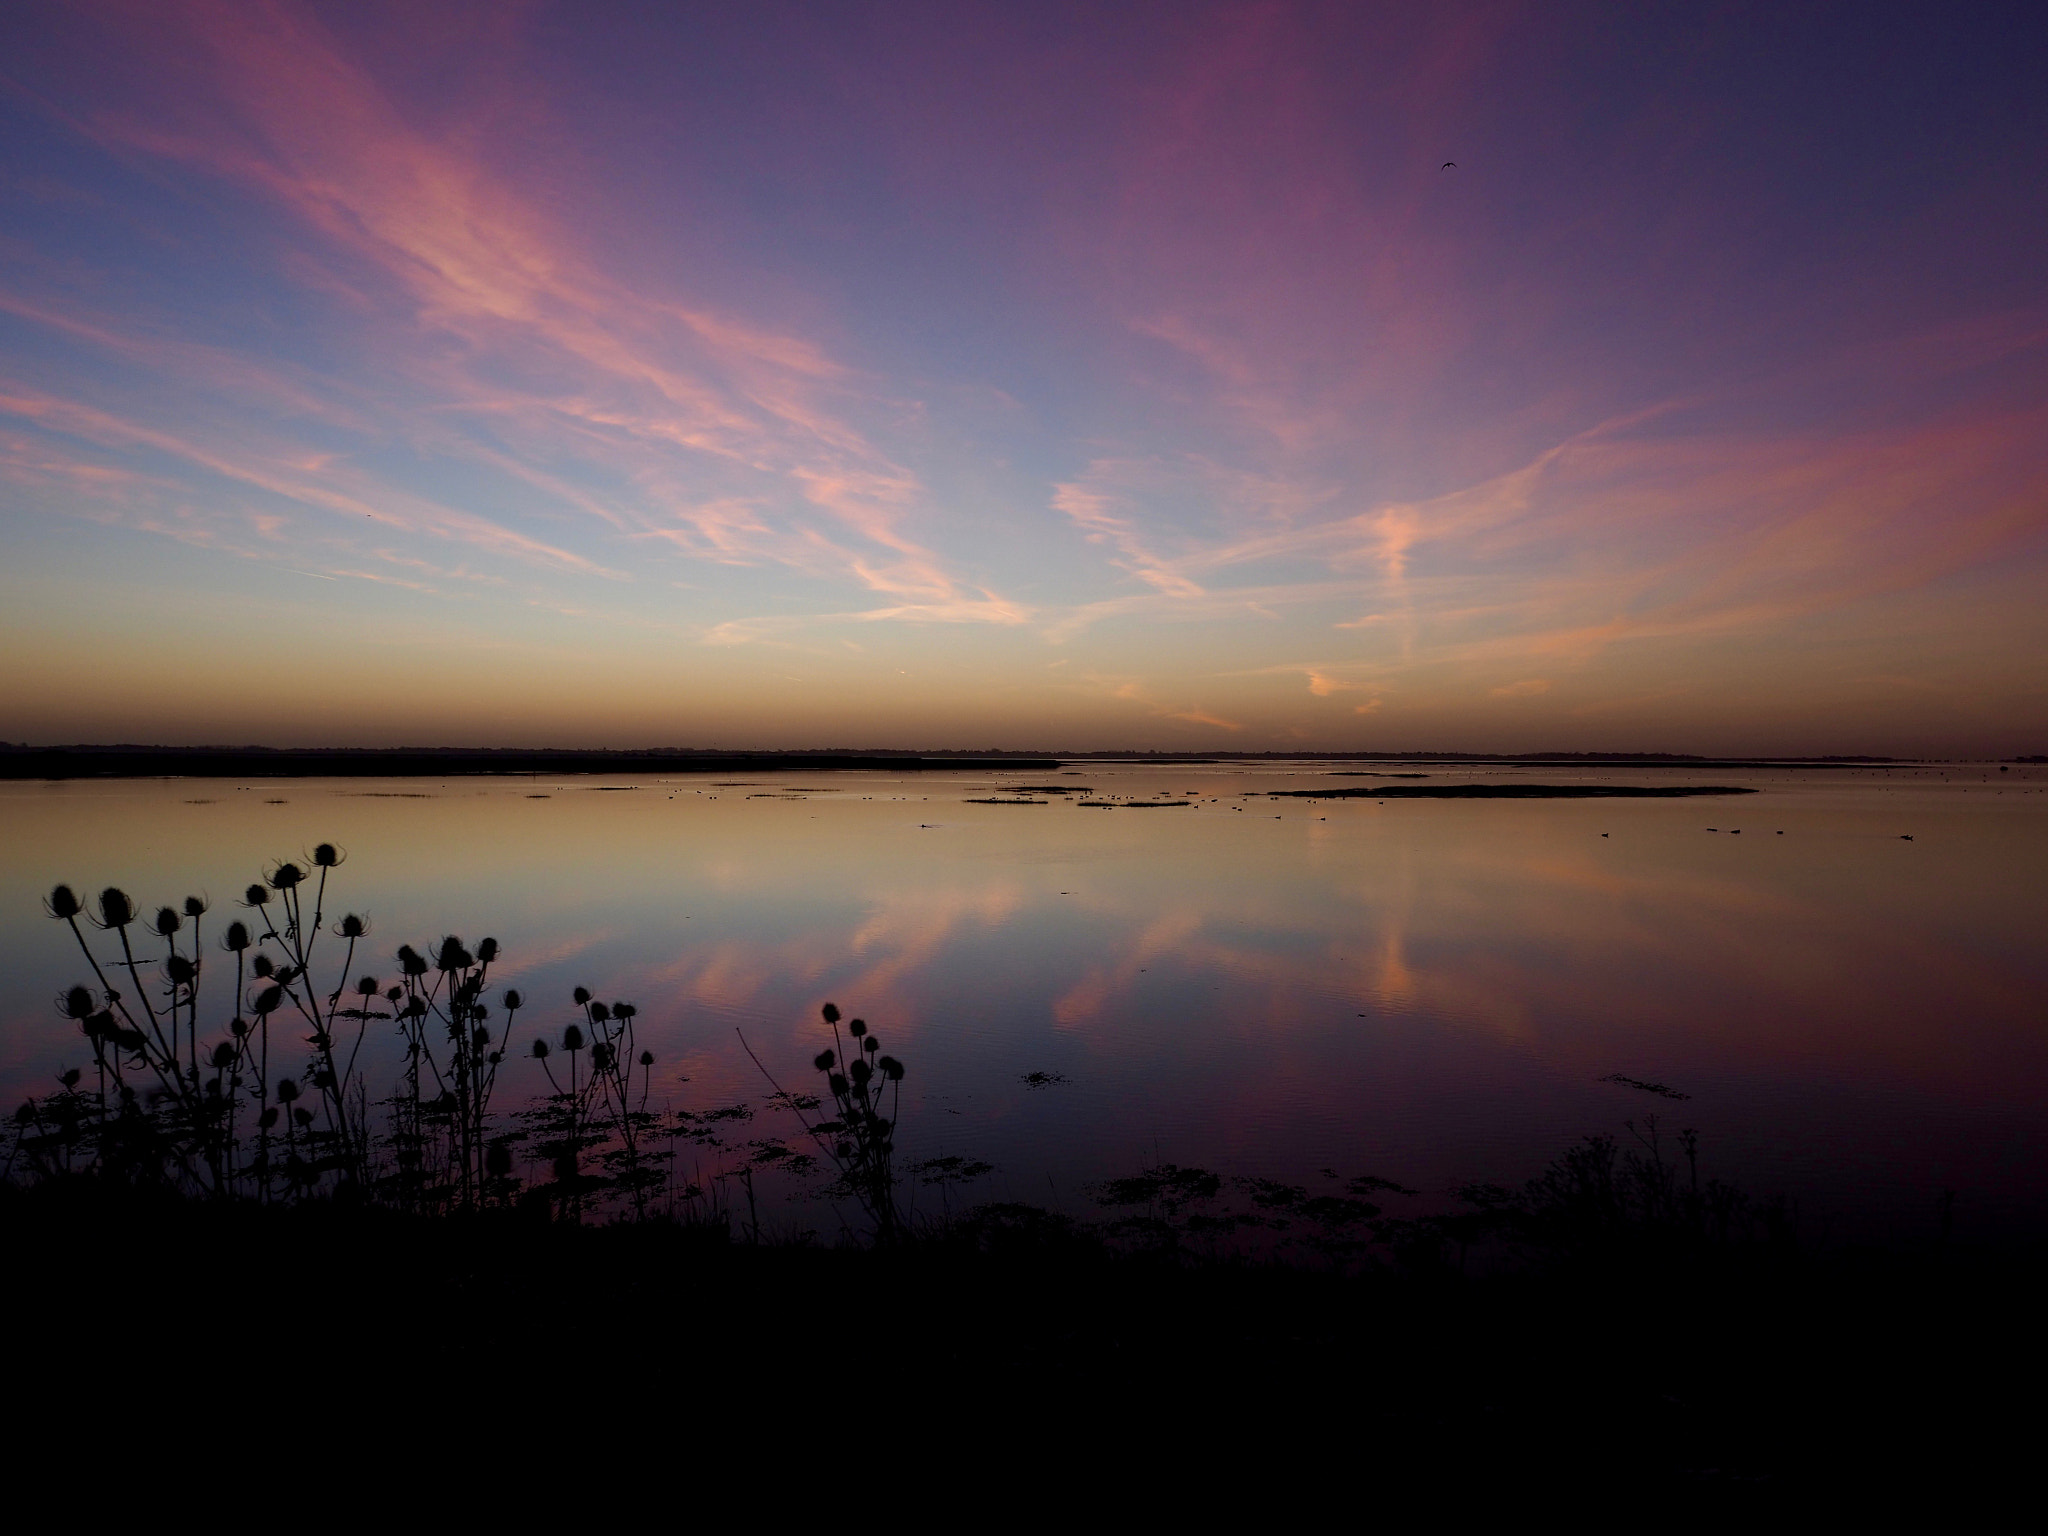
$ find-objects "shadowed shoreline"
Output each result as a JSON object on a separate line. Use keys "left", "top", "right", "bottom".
{"left": 2, "top": 1177, "right": 2035, "bottom": 1497}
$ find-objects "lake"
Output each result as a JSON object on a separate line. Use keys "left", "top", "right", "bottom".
{"left": 4, "top": 761, "right": 2044, "bottom": 1238}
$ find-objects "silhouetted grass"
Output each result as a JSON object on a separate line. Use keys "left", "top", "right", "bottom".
{"left": 13, "top": 851, "right": 771, "bottom": 1230}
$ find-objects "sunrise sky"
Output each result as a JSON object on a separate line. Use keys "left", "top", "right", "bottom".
{"left": 1, "top": 1, "right": 2043, "bottom": 753}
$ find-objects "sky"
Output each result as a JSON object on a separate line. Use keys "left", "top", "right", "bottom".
{"left": 1, "top": 0, "right": 2044, "bottom": 755}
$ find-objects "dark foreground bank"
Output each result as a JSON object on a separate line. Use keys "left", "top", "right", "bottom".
{"left": 5, "top": 1182, "right": 2035, "bottom": 1503}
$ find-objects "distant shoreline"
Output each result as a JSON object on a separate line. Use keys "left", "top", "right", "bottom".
{"left": 0, "top": 744, "right": 1961, "bottom": 780}
{"left": 0, "top": 748, "right": 1061, "bottom": 780}
{"left": 1263, "top": 783, "right": 1759, "bottom": 799}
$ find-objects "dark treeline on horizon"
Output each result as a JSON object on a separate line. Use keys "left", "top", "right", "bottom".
{"left": 0, "top": 746, "right": 1061, "bottom": 779}
{"left": 4, "top": 743, "right": 2032, "bottom": 781}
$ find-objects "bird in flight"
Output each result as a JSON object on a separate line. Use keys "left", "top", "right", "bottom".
{"left": 1441, "top": 161, "right": 1457, "bottom": 170}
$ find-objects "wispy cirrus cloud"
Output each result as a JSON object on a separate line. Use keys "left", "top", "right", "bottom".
{"left": 1052, "top": 473, "right": 1204, "bottom": 598}
{"left": 1041, "top": 382, "right": 2048, "bottom": 705}
{"left": 3, "top": 0, "right": 1016, "bottom": 621}
{"left": 0, "top": 382, "right": 607, "bottom": 574}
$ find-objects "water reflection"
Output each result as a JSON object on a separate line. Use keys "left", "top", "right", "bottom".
{"left": 3, "top": 763, "right": 2045, "bottom": 1230}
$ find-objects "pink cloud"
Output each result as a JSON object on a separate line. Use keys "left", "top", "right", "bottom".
{"left": 0, "top": 383, "right": 606, "bottom": 574}
{"left": 1052, "top": 474, "right": 1205, "bottom": 597}
{"left": 35, "top": 0, "right": 1007, "bottom": 616}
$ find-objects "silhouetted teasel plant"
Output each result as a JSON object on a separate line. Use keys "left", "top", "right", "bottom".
{"left": 25, "top": 851, "right": 374, "bottom": 1196}
{"left": 16, "top": 851, "right": 539, "bottom": 1209}
{"left": 380, "top": 934, "right": 525, "bottom": 1212}
{"left": 519, "top": 988, "right": 666, "bottom": 1220}
{"left": 741, "top": 1002, "right": 906, "bottom": 1243}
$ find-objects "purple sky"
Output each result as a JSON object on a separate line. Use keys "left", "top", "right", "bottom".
{"left": 2, "top": 1, "right": 2044, "bottom": 752}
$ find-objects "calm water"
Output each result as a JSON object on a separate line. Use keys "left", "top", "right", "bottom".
{"left": 4, "top": 762, "right": 2045, "bottom": 1236}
